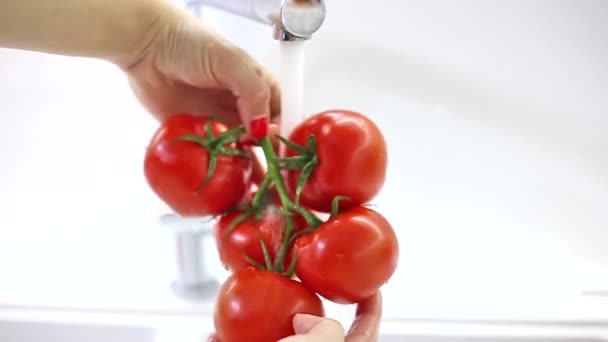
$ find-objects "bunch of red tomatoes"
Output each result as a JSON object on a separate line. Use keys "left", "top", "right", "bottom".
{"left": 144, "top": 110, "right": 399, "bottom": 342}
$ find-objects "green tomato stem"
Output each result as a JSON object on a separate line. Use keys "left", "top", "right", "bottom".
{"left": 259, "top": 138, "right": 322, "bottom": 227}
{"left": 259, "top": 137, "right": 323, "bottom": 273}
{"left": 273, "top": 213, "right": 294, "bottom": 272}
{"left": 251, "top": 174, "right": 271, "bottom": 209}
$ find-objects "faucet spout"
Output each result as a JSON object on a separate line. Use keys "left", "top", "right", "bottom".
{"left": 200, "top": 0, "right": 326, "bottom": 41}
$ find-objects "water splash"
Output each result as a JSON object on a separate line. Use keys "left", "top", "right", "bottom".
{"left": 279, "top": 41, "right": 307, "bottom": 137}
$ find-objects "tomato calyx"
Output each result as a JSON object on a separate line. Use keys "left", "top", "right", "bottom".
{"left": 222, "top": 173, "right": 275, "bottom": 236}
{"left": 175, "top": 120, "right": 248, "bottom": 192}
{"left": 276, "top": 135, "right": 318, "bottom": 204}
{"left": 219, "top": 175, "right": 302, "bottom": 276}
{"left": 237, "top": 224, "right": 298, "bottom": 278}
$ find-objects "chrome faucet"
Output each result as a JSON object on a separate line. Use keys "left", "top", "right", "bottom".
{"left": 182, "top": 0, "right": 326, "bottom": 41}
{"left": 160, "top": 214, "right": 221, "bottom": 300}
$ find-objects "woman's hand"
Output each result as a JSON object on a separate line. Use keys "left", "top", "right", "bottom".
{"left": 125, "top": 8, "right": 280, "bottom": 138}
{"left": 279, "top": 291, "right": 383, "bottom": 342}
{"left": 0, "top": 0, "right": 280, "bottom": 138}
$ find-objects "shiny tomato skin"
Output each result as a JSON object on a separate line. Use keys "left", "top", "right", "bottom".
{"left": 214, "top": 211, "right": 273, "bottom": 272}
{"left": 144, "top": 114, "right": 251, "bottom": 217}
{"left": 214, "top": 268, "right": 324, "bottom": 342}
{"left": 285, "top": 110, "right": 387, "bottom": 213}
{"left": 215, "top": 206, "right": 309, "bottom": 272}
{"left": 294, "top": 206, "right": 399, "bottom": 304}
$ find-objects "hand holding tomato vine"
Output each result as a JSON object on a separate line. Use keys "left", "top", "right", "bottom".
{"left": 207, "top": 291, "right": 382, "bottom": 342}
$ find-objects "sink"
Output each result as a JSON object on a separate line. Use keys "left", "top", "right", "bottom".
{"left": 0, "top": 321, "right": 155, "bottom": 342}
{"left": 1, "top": 313, "right": 607, "bottom": 342}
{"left": 0, "top": 310, "right": 211, "bottom": 342}
{"left": 0, "top": 319, "right": 412, "bottom": 342}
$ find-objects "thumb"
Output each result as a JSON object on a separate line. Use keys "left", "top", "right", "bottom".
{"left": 210, "top": 42, "right": 272, "bottom": 138}
{"left": 278, "top": 314, "right": 345, "bottom": 342}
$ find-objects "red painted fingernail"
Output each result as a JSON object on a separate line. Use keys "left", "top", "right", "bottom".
{"left": 239, "top": 136, "right": 257, "bottom": 146}
{"left": 249, "top": 116, "right": 268, "bottom": 139}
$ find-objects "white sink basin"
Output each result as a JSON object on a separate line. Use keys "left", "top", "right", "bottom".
{"left": 0, "top": 318, "right": 413, "bottom": 342}
{"left": 1, "top": 313, "right": 607, "bottom": 342}
{"left": 0, "top": 321, "right": 155, "bottom": 342}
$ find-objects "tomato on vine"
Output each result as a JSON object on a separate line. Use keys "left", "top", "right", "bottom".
{"left": 143, "top": 109, "right": 399, "bottom": 341}
{"left": 214, "top": 205, "right": 308, "bottom": 272}
{"left": 214, "top": 268, "right": 324, "bottom": 342}
{"left": 293, "top": 206, "right": 399, "bottom": 304}
{"left": 144, "top": 114, "right": 251, "bottom": 216}
{"left": 282, "top": 110, "right": 388, "bottom": 213}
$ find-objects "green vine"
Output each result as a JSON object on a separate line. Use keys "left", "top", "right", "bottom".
{"left": 186, "top": 122, "right": 347, "bottom": 278}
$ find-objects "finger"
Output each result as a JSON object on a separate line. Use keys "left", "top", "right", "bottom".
{"left": 211, "top": 44, "right": 272, "bottom": 137}
{"left": 278, "top": 314, "right": 345, "bottom": 342}
{"left": 131, "top": 79, "right": 239, "bottom": 125}
{"left": 206, "top": 333, "right": 220, "bottom": 342}
{"left": 269, "top": 123, "right": 280, "bottom": 151}
{"left": 346, "top": 291, "right": 383, "bottom": 342}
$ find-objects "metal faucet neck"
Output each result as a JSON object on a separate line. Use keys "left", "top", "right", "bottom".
{"left": 194, "top": 0, "right": 326, "bottom": 41}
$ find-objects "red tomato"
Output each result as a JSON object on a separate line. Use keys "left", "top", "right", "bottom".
{"left": 285, "top": 110, "right": 387, "bottom": 213}
{"left": 144, "top": 114, "right": 251, "bottom": 216}
{"left": 294, "top": 206, "right": 399, "bottom": 304}
{"left": 214, "top": 268, "right": 324, "bottom": 342}
{"left": 214, "top": 205, "right": 308, "bottom": 272}
{"left": 215, "top": 211, "right": 274, "bottom": 272}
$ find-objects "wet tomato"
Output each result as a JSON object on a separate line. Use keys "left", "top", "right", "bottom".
{"left": 144, "top": 114, "right": 251, "bottom": 216}
{"left": 214, "top": 268, "right": 324, "bottom": 342}
{"left": 294, "top": 206, "right": 399, "bottom": 304}
{"left": 214, "top": 204, "right": 310, "bottom": 272}
{"left": 285, "top": 110, "right": 387, "bottom": 213}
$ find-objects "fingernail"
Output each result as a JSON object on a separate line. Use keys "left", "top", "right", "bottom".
{"left": 250, "top": 116, "right": 268, "bottom": 139}
{"left": 239, "top": 136, "right": 258, "bottom": 147}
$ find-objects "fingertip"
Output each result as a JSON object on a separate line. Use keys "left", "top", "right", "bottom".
{"left": 292, "top": 313, "right": 325, "bottom": 334}
{"left": 268, "top": 124, "right": 281, "bottom": 151}
{"left": 355, "top": 291, "right": 382, "bottom": 316}
{"left": 215, "top": 48, "right": 272, "bottom": 135}
{"left": 347, "top": 291, "right": 383, "bottom": 340}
